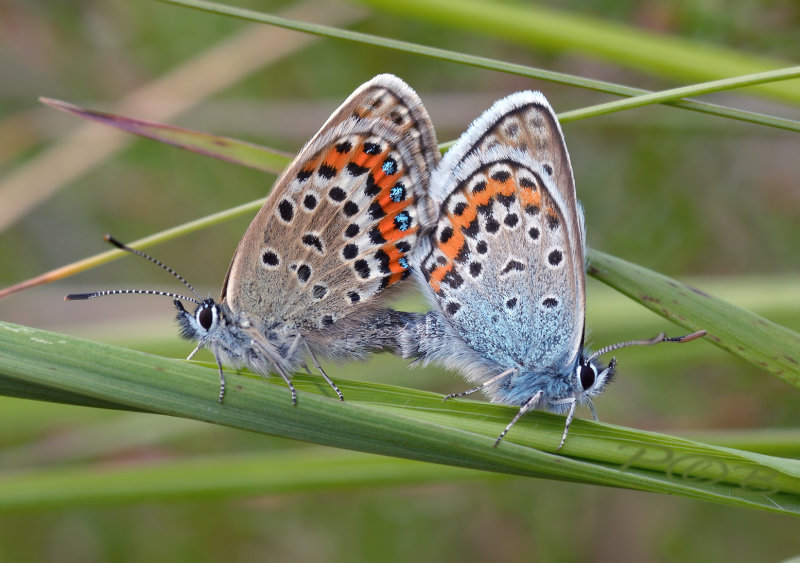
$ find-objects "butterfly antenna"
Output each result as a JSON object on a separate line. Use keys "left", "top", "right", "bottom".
{"left": 65, "top": 288, "right": 201, "bottom": 303}
{"left": 587, "top": 330, "right": 707, "bottom": 363}
{"left": 64, "top": 234, "right": 203, "bottom": 304}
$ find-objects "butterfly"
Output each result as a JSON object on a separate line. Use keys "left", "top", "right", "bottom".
{"left": 394, "top": 91, "right": 704, "bottom": 448}
{"left": 67, "top": 74, "right": 439, "bottom": 405}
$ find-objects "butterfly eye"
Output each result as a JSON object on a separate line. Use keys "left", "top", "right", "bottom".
{"left": 197, "top": 304, "right": 215, "bottom": 331}
{"left": 579, "top": 363, "right": 596, "bottom": 390}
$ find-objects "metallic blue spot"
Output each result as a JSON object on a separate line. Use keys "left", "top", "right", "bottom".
{"left": 382, "top": 158, "right": 398, "bottom": 175}
{"left": 398, "top": 257, "right": 409, "bottom": 269}
{"left": 394, "top": 211, "right": 411, "bottom": 231}
{"left": 390, "top": 183, "right": 406, "bottom": 202}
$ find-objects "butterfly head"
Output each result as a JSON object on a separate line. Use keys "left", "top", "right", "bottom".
{"left": 572, "top": 354, "right": 616, "bottom": 403}
{"left": 174, "top": 297, "right": 227, "bottom": 344}
{"left": 173, "top": 297, "right": 268, "bottom": 366}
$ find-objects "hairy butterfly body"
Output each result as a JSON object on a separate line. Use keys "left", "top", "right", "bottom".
{"left": 394, "top": 92, "right": 704, "bottom": 448}
{"left": 68, "top": 74, "right": 438, "bottom": 404}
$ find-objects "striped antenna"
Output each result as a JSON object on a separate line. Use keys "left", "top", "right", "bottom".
{"left": 587, "top": 330, "right": 707, "bottom": 363}
{"left": 64, "top": 234, "right": 203, "bottom": 304}
{"left": 65, "top": 288, "right": 200, "bottom": 303}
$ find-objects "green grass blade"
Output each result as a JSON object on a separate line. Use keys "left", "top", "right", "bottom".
{"left": 1, "top": 321, "right": 798, "bottom": 515}
{"left": 38, "top": 97, "right": 292, "bottom": 175}
{"left": 159, "top": 0, "right": 800, "bottom": 133}
{"left": 0, "top": 198, "right": 268, "bottom": 299}
{"left": 360, "top": 0, "right": 800, "bottom": 105}
{"left": 588, "top": 250, "right": 800, "bottom": 389}
{"left": 558, "top": 66, "right": 800, "bottom": 123}
{"left": 0, "top": 449, "right": 498, "bottom": 510}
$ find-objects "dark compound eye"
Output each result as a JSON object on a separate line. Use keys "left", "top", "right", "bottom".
{"left": 197, "top": 305, "right": 214, "bottom": 331}
{"left": 579, "top": 364, "right": 596, "bottom": 390}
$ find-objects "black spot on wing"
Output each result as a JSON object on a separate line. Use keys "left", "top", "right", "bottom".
{"left": 296, "top": 264, "right": 311, "bottom": 283}
{"left": 262, "top": 250, "right": 279, "bottom": 266}
{"left": 347, "top": 162, "right": 369, "bottom": 177}
{"left": 364, "top": 174, "right": 381, "bottom": 197}
{"left": 342, "top": 244, "right": 358, "bottom": 260}
{"left": 497, "top": 194, "right": 515, "bottom": 207}
{"left": 303, "top": 194, "right": 318, "bottom": 211}
{"left": 278, "top": 199, "right": 294, "bottom": 222}
{"left": 312, "top": 285, "right": 327, "bottom": 299}
{"left": 318, "top": 163, "right": 337, "bottom": 179}
{"left": 329, "top": 187, "right": 347, "bottom": 202}
{"left": 442, "top": 269, "right": 463, "bottom": 289}
{"left": 301, "top": 234, "right": 324, "bottom": 254}
{"left": 344, "top": 223, "right": 359, "bottom": 238}
{"left": 439, "top": 226, "right": 453, "bottom": 244}
{"left": 542, "top": 297, "right": 558, "bottom": 308}
{"left": 369, "top": 226, "right": 386, "bottom": 245}
{"left": 491, "top": 170, "right": 511, "bottom": 182}
{"left": 500, "top": 260, "right": 525, "bottom": 275}
{"left": 368, "top": 202, "right": 386, "bottom": 220}
{"left": 354, "top": 259, "right": 370, "bottom": 279}
{"left": 343, "top": 201, "right": 359, "bottom": 217}
{"left": 463, "top": 219, "right": 479, "bottom": 238}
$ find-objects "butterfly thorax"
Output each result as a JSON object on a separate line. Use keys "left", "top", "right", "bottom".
{"left": 509, "top": 353, "right": 615, "bottom": 410}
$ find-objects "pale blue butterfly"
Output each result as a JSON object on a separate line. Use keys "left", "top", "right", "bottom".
{"left": 395, "top": 91, "right": 704, "bottom": 448}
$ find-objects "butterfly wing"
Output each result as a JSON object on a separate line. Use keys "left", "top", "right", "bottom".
{"left": 222, "top": 75, "right": 438, "bottom": 342}
{"left": 416, "top": 91, "right": 585, "bottom": 376}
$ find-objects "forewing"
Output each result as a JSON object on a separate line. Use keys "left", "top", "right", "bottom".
{"left": 223, "top": 74, "right": 438, "bottom": 333}
{"left": 418, "top": 92, "right": 585, "bottom": 371}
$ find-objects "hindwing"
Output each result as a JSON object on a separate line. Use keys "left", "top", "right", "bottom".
{"left": 416, "top": 92, "right": 585, "bottom": 371}
{"left": 223, "top": 75, "right": 438, "bottom": 333}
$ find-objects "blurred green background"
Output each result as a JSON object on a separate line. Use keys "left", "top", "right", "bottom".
{"left": 1, "top": 0, "right": 799, "bottom": 561}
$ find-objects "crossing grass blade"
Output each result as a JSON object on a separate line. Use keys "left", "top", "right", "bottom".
{"left": 1, "top": 321, "right": 798, "bottom": 515}
{"left": 588, "top": 250, "right": 800, "bottom": 390}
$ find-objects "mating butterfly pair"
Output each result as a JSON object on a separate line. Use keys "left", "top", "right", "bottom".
{"left": 69, "top": 75, "right": 702, "bottom": 448}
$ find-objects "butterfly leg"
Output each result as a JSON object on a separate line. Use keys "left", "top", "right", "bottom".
{"left": 443, "top": 367, "right": 517, "bottom": 402}
{"left": 250, "top": 337, "right": 298, "bottom": 405}
{"left": 555, "top": 397, "right": 578, "bottom": 450}
{"left": 188, "top": 344, "right": 226, "bottom": 402}
{"left": 586, "top": 398, "right": 599, "bottom": 422}
{"left": 273, "top": 363, "right": 298, "bottom": 406}
{"left": 304, "top": 340, "right": 344, "bottom": 401}
{"left": 493, "top": 390, "right": 543, "bottom": 447}
{"left": 214, "top": 357, "right": 227, "bottom": 403}
{"left": 186, "top": 343, "right": 202, "bottom": 361}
